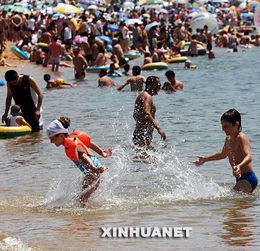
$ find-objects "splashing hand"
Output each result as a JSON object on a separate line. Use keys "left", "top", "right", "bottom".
{"left": 193, "top": 156, "right": 206, "bottom": 166}
{"left": 102, "top": 148, "right": 112, "bottom": 158}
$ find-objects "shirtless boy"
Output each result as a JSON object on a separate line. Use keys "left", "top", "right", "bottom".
{"left": 117, "top": 66, "right": 145, "bottom": 91}
{"left": 72, "top": 47, "right": 88, "bottom": 80}
{"left": 194, "top": 109, "right": 258, "bottom": 193}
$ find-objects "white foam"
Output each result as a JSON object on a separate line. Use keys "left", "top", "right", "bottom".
{"left": 44, "top": 145, "right": 234, "bottom": 209}
{"left": 0, "top": 237, "right": 33, "bottom": 251}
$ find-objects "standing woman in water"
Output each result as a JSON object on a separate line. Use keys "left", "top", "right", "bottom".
{"left": 47, "top": 117, "right": 112, "bottom": 204}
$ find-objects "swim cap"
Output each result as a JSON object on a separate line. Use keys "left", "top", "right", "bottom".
{"left": 46, "top": 119, "right": 68, "bottom": 137}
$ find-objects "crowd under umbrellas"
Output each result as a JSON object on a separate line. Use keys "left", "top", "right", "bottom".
{"left": 0, "top": 0, "right": 259, "bottom": 75}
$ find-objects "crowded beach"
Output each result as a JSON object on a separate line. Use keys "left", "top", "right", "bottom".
{"left": 0, "top": 0, "right": 260, "bottom": 203}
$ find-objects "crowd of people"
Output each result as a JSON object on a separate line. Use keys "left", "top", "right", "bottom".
{"left": 0, "top": 0, "right": 259, "bottom": 204}
{"left": 0, "top": 0, "right": 259, "bottom": 77}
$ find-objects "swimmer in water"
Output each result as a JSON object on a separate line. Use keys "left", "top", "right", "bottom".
{"left": 43, "top": 74, "right": 74, "bottom": 89}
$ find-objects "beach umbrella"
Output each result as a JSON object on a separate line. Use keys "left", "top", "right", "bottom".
{"left": 159, "top": 9, "right": 168, "bottom": 14}
{"left": 145, "top": 21, "right": 161, "bottom": 31}
{"left": 80, "top": 0, "right": 99, "bottom": 5}
{"left": 123, "top": 1, "right": 135, "bottom": 9}
{"left": 0, "top": 5, "right": 13, "bottom": 12}
{"left": 239, "top": 2, "right": 247, "bottom": 10}
{"left": 126, "top": 18, "right": 143, "bottom": 25}
{"left": 119, "top": 17, "right": 129, "bottom": 21}
{"left": 142, "top": 13, "right": 150, "bottom": 18}
{"left": 191, "top": 12, "right": 218, "bottom": 34}
{"left": 73, "top": 36, "right": 88, "bottom": 44}
{"left": 175, "top": 0, "right": 188, "bottom": 3}
{"left": 88, "top": 5, "right": 98, "bottom": 10}
{"left": 11, "top": 6, "right": 30, "bottom": 13}
{"left": 55, "top": 4, "right": 81, "bottom": 14}
{"left": 107, "top": 24, "right": 118, "bottom": 31}
{"left": 97, "top": 35, "right": 112, "bottom": 44}
{"left": 53, "top": 13, "right": 65, "bottom": 18}
{"left": 142, "top": 0, "right": 163, "bottom": 5}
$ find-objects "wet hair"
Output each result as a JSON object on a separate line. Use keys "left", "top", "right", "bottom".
{"left": 145, "top": 76, "right": 160, "bottom": 89}
{"left": 221, "top": 109, "right": 242, "bottom": 131}
{"left": 11, "top": 104, "right": 21, "bottom": 116}
{"left": 98, "top": 46, "right": 105, "bottom": 54}
{"left": 157, "top": 42, "right": 163, "bottom": 49}
{"left": 88, "top": 34, "right": 96, "bottom": 41}
{"left": 165, "top": 70, "right": 175, "bottom": 78}
{"left": 132, "top": 65, "right": 141, "bottom": 76}
{"left": 43, "top": 74, "right": 51, "bottom": 81}
{"left": 99, "top": 69, "right": 107, "bottom": 76}
{"left": 109, "top": 63, "right": 116, "bottom": 69}
{"left": 124, "top": 63, "right": 130, "bottom": 72}
{"left": 52, "top": 35, "right": 58, "bottom": 41}
{"left": 58, "top": 117, "right": 71, "bottom": 129}
{"left": 5, "top": 70, "right": 18, "bottom": 82}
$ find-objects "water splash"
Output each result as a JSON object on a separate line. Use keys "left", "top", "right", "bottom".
{"left": 44, "top": 144, "right": 235, "bottom": 210}
{"left": 44, "top": 172, "right": 82, "bottom": 208}
{"left": 0, "top": 237, "right": 34, "bottom": 251}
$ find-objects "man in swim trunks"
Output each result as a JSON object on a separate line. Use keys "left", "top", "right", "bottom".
{"left": 72, "top": 47, "right": 88, "bottom": 80}
{"left": 133, "top": 76, "right": 166, "bottom": 147}
{"left": 194, "top": 109, "right": 258, "bottom": 193}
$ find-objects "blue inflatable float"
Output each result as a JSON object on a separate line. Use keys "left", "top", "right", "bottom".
{"left": 0, "top": 80, "right": 5, "bottom": 86}
{"left": 86, "top": 65, "right": 109, "bottom": 73}
{"left": 11, "top": 46, "right": 30, "bottom": 60}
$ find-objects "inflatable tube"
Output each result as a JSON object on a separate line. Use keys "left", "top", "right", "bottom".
{"left": 106, "top": 45, "right": 113, "bottom": 52}
{"left": 165, "top": 56, "right": 188, "bottom": 63}
{"left": 177, "top": 40, "right": 186, "bottom": 49}
{"left": 55, "top": 78, "right": 65, "bottom": 85}
{"left": 11, "top": 46, "right": 30, "bottom": 60}
{"left": 70, "top": 18, "right": 79, "bottom": 31}
{"left": 37, "top": 42, "right": 49, "bottom": 53}
{"left": 185, "top": 64, "right": 197, "bottom": 69}
{"left": 142, "top": 62, "right": 168, "bottom": 71}
{"left": 107, "top": 73, "right": 121, "bottom": 77}
{"left": 97, "top": 35, "right": 112, "bottom": 45}
{"left": 0, "top": 80, "right": 5, "bottom": 86}
{"left": 180, "top": 48, "right": 206, "bottom": 56}
{"left": 0, "top": 125, "right": 32, "bottom": 138}
{"left": 61, "top": 55, "right": 71, "bottom": 60}
{"left": 37, "top": 42, "right": 49, "bottom": 49}
{"left": 86, "top": 65, "right": 109, "bottom": 73}
{"left": 123, "top": 52, "right": 142, "bottom": 60}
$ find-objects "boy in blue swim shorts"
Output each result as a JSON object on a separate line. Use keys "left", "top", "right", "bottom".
{"left": 194, "top": 109, "right": 258, "bottom": 193}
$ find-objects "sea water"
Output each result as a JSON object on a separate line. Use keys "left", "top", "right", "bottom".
{"left": 0, "top": 46, "right": 259, "bottom": 250}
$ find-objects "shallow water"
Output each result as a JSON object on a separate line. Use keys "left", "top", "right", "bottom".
{"left": 0, "top": 46, "right": 260, "bottom": 250}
